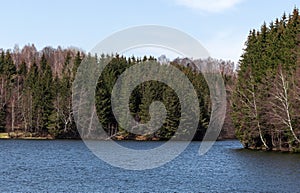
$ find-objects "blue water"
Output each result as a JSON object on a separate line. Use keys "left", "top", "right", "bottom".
{"left": 0, "top": 140, "right": 300, "bottom": 192}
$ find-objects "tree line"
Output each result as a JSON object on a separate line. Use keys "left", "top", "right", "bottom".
{"left": 232, "top": 8, "right": 300, "bottom": 152}
{"left": 2, "top": 7, "right": 298, "bottom": 151}
{"left": 0, "top": 45, "right": 83, "bottom": 138}
{"left": 0, "top": 45, "right": 235, "bottom": 140}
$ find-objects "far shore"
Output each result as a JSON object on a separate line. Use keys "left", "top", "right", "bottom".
{"left": 0, "top": 132, "right": 235, "bottom": 141}
{"left": 0, "top": 132, "right": 53, "bottom": 140}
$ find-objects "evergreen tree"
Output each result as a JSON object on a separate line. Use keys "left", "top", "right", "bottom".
{"left": 233, "top": 8, "right": 300, "bottom": 151}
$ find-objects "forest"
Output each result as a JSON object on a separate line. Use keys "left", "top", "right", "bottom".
{"left": 233, "top": 8, "right": 300, "bottom": 152}
{"left": 1, "top": 8, "right": 300, "bottom": 152}
{"left": 0, "top": 45, "right": 235, "bottom": 140}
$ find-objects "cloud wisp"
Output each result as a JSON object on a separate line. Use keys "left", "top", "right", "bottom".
{"left": 176, "top": 0, "right": 243, "bottom": 13}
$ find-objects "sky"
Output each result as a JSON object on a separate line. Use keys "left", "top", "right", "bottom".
{"left": 0, "top": 0, "right": 298, "bottom": 63}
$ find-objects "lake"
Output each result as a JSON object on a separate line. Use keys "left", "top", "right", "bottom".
{"left": 1, "top": 140, "right": 300, "bottom": 192}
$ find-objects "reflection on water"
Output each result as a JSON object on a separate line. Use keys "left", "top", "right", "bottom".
{"left": 0, "top": 140, "right": 299, "bottom": 192}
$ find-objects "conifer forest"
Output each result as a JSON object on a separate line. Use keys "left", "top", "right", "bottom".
{"left": 2, "top": 8, "right": 300, "bottom": 152}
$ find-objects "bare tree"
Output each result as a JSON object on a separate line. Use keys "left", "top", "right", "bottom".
{"left": 235, "top": 72, "right": 269, "bottom": 149}
{"left": 269, "top": 67, "right": 300, "bottom": 143}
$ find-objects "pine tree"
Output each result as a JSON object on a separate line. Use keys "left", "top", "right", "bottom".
{"left": 233, "top": 8, "right": 300, "bottom": 151}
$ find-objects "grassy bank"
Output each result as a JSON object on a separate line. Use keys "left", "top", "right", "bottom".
{"left": 0, "top": 132, "right": 53, "bottom": 140}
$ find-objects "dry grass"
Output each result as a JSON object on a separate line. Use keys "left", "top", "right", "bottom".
{"left": 0, "top": 133, "right": 10, "bottom": 139}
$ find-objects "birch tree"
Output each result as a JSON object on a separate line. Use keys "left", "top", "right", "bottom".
{"left": 233, "top": 70, "right": 269, "bottom": 149}
{"left": 269, "top": 67, "right": 300, "bottom": 144}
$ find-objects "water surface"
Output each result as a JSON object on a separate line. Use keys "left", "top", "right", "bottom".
{"left": 1, "top": 140, "right": 299, "bottom": 192}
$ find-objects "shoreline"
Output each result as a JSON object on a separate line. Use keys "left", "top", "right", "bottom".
{"left": 0, "top": 132, "right": 236, "bottom": 141}
{"left": 0, "top": 132, "right": 54, "bottom": 140}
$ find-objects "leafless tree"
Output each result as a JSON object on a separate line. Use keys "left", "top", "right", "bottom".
{"left": 269, "top": 67, "right": 300, "bottom": 143}
{"left": 235, "top": 71, "right": 269, "bottom": 149}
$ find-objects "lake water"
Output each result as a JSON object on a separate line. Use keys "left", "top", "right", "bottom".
{"left": 1, "top": 140, "right": 300, "bottom": 192}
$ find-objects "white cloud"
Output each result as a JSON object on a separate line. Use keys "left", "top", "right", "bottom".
{"left": 176, "top": 0, "right": 243, "bottom": 13}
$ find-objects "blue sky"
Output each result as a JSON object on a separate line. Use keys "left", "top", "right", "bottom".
{"left": 0, "top": 0, "right": 298, "bottom": 63}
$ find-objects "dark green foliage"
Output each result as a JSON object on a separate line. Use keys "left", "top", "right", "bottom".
{"left": 0, "top": 47, "right": 82, "bottom": 137}
{"left": 233, "top": 8, "right": 300, "bottom": 151}
{"left": 0, "top": 106, "right": 6, "bottom": 132}
{"left": 0, "top": 45, "right": 222, "bottom": 140}
{"left": 95, "top": 56, "right": 211, "bottom": 140}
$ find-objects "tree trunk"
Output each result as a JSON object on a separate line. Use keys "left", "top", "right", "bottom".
{"left": 11, "top": 97, "right": 15, "bottom": 132}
